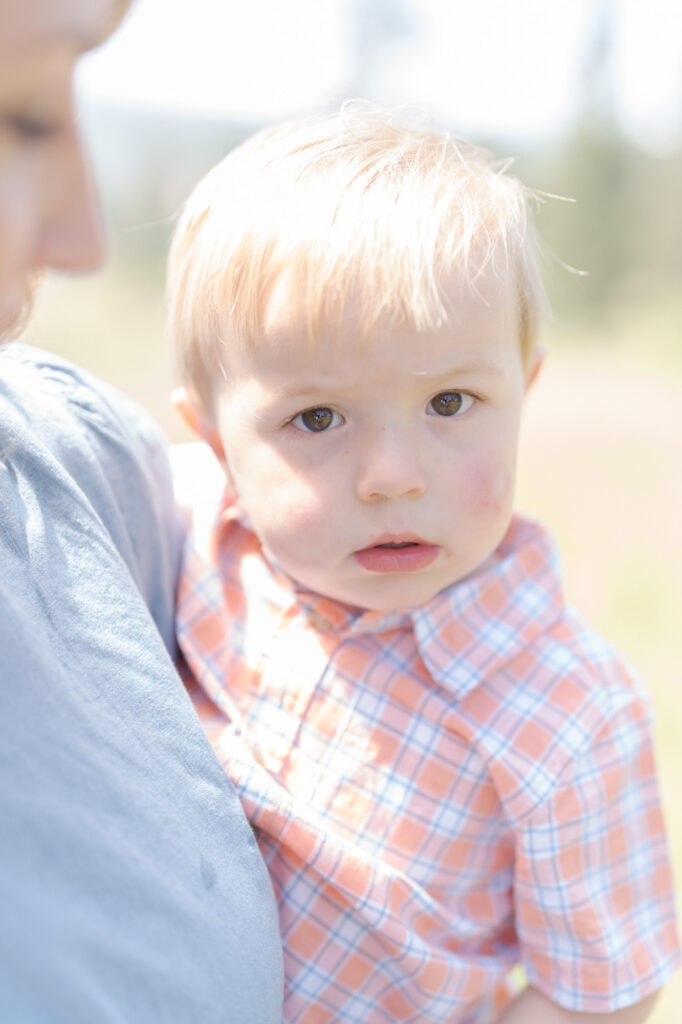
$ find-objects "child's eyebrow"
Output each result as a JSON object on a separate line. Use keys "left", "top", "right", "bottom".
{"left": 412, "top": 359, "right": 506, "bottom": 380}
{"left": 272, "top": 378, "right": 356, "bottom": 399}
{"left": 268, "top": 360, "right": 506, "bottom": 399}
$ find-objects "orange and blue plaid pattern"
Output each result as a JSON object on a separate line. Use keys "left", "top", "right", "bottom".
{"left": 177, "top": 503, "right": 681, "bottom": 1023}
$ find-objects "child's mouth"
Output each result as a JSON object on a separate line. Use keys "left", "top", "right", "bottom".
{"left": 353, "top": 537, "right": 440, "bottom": 574}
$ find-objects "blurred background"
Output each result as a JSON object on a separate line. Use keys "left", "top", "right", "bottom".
{"left": 23, "top": 0, "right": 682, "bottom": 1015}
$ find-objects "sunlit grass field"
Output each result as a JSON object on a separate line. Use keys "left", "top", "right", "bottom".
{"left": 23, "top": 263, "right": 682, "bottom": 1020}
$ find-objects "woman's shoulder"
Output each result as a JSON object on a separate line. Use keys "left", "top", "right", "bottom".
{"left": 0, "top": 344, "right": 284, "bottom": 1022}
{"left": 0, "top": 342, "right": 167, "bottom": 464}
{"left": 0, "top": 343, "right": 183, "bottom": 652}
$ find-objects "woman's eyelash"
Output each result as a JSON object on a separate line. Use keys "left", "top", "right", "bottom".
{"left": 7, "top": 115, "right": 60, "bottom": 141}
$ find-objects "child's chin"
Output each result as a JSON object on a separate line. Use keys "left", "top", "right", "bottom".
{"left": 347, "top": 577, "right": 448, "bottom": 614}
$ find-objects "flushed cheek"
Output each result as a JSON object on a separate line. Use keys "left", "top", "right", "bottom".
{"left": 475, "top": 464, "right": 515, "bottom": 516}
{"left": 448, "top": 457, "right": 516, "bottom": 524}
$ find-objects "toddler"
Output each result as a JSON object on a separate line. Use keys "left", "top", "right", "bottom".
{"left": 168, "top": 108, "right": 680, "bottom": 1023}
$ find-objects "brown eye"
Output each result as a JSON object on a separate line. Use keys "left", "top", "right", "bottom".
{"left": 292, "top": 407, "right": 342, "bottom": 432}
{"left": 429, "top": 391, "right": 464, "bottom": 416}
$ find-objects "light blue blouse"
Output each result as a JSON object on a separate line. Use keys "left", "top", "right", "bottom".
{"left": 0, "top": 345, "right": 282, "bottom": 1023}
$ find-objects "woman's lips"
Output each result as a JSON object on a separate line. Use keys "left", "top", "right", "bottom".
{"left": 353, "top": 536, "right": 440, "bottom": 574}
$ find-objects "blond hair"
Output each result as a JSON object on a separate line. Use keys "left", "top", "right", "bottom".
{"left": 167, "top": 105, "right": 546, "bottom": 416}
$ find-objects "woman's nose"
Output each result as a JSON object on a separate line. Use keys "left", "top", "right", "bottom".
{"left": 35, "top": 123, "right": 107, "bottom": 273}
{"left": 355, "top": 427, "right": 427, "bottom": 503}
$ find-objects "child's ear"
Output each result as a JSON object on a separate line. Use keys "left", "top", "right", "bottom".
{"left": 171, "top": 387, "right": 226, "bottom": 464}
{"left": 524, "top": 347, "right": 545, "bottom": 393}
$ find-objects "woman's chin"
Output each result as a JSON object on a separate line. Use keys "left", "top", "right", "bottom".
{"left": 0, "top": 305, "right": 22, "bottom": 341}
{"left": 0, "top": 278, "right": 38, "bottom": 341}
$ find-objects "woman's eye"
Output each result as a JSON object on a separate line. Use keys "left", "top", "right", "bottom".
{"left": 428, "top": 391, "right": 475, "bottom": 417}
{"left": 291, "top": 407, "right": 344, "bottom": 433}
{"left": 5, "top": 114, "right": 61, "bottom": 143}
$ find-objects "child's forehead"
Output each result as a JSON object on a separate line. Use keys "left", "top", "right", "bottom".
{"left": 258, "top": 259, "right": 515, "bottom": 350}
{"left": 230, "top": 262, "right": 522, "bottom": 386}
{"left": 263, "top": 256, "right": 513, "bottom": 332}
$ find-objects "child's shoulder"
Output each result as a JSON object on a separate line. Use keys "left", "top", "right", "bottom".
{"left": 535, "top": 602, "right": 648, "bottom": 714}
{"left": 438, "top": 515, "right": 654, "bottom": 820}
{"left": 467, "top": 607, "right": 652, "bottom": 822}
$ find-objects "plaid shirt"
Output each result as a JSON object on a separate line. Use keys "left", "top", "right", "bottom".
{"left": 177, "top": 499, "right": 680, "bottom": 1023}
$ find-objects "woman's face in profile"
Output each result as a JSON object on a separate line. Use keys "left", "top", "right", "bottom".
{"left": 0, "top": 0, "right": 126, "bottom": 336}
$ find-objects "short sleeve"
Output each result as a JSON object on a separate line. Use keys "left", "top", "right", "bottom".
{"left": 514, "top": 696, "right": 681, "bottom": 1013}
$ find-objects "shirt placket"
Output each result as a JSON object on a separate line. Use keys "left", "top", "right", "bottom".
{"left": 255, "top": 607, "right": 347, "bottom": 784}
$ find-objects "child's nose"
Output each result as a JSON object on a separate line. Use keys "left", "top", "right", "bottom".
{"left": 355, "top": 428, "right": 427, "bottom": 503}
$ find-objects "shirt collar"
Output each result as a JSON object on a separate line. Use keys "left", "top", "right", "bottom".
{"left": 217, "top": 499, "right": 564, "bottom": 701}
{"left": 410, "top": 517, "right": 564, "bottom": 701}
{"left": 216, "top": 497, "right": 412, "bottom": 636}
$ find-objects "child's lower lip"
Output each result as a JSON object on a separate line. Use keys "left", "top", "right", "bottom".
{"left": 353, "top": 543, "right": 440, "bottom": 574}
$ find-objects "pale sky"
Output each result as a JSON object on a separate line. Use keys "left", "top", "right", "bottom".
{"left": 79, "top": 0, "right": 682, "bottom": 148}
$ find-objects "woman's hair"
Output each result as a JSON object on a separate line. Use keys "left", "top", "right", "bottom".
{"left": 167, "top": 104, "right": 546, "bottom": 416}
